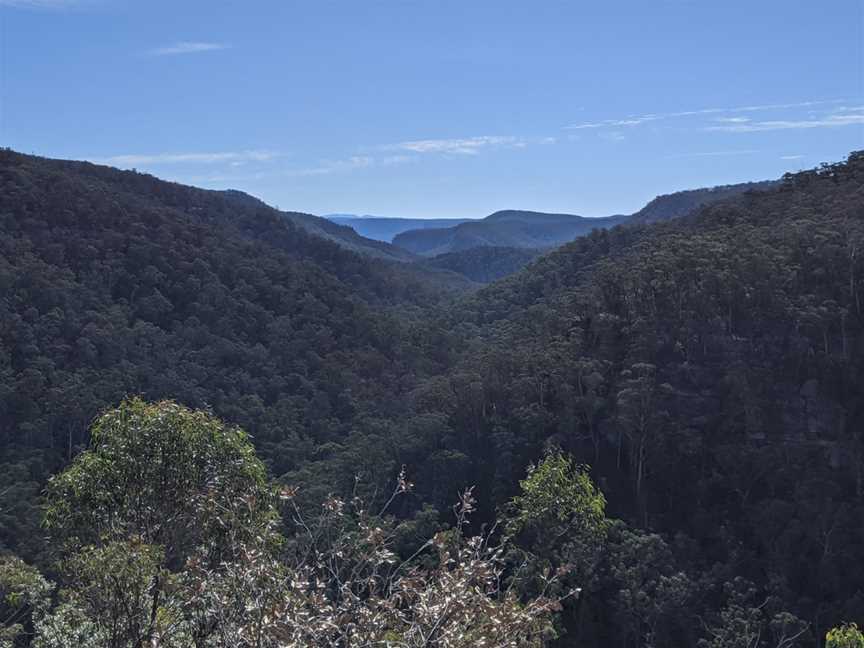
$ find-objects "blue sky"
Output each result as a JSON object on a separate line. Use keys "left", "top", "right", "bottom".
{"left": 2, "top": 0, "right": 862, "bottom": 218}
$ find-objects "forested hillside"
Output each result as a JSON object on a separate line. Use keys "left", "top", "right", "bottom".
{"left": 626, "top": 179, "right": 778, "bottom": 225}
{"left": 422, "top": 246, "right": 542, "bottom": 283}
{"left": 288, "top": 153, "right": 864, "bottom": 644}
{"left": 0, "top": 148, "right": 862, "bottom": 647}
{"left": 0, "top": 149, "right": 462, "bottom": 560}
{"left": 428, "top": 155, "right": 864, "bottom": 640}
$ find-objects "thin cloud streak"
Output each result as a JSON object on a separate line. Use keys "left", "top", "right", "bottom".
{"left": 292, "top": 156, "right": 375, "bottom": 177}
{"left": 707, "top": 112, "right": 864, "bottom": 133}
{"left": 292, "top": 154, "right": 415, "bottom": 176}
{"left": 186, "top": 154, "right": 415, "bottom": 184}
{"left": 387, "top": 135, "right": 556, "bottom": 155}
{"left": 600, "top": 131, "right": 626, "bottom": 142}
{"left": 567, "top": 117, "right": 657, "bottom": 130}
{"left": 664, "top": 149, "right": 760, "bottom": 159}
{"left": 148, "top": 42, "right": 230, "bottom": 57}
{"left": 390, "top": 136, "right": 523, "bottom": 155}
{"left": 97, "top": 150, "right": 280, "bottom": 166}
{"left": 565, "top": 99, "right": 846, "bottom": 130}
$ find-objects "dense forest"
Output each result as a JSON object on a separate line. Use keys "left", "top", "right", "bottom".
{"left": 0, "top": 148, "right": 862, "bottom": 647}
{"left": 421, "top": 246, "right": 542, "bottom": 284}
{"left": 0, "top": 148, "right": 464, "bottom": 561}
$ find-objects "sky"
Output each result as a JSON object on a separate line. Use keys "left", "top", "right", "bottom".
{"left": 1, "top": 0, "right": 863, "bottom": 219}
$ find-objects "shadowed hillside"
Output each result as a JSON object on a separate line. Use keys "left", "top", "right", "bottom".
{"left": 0, "top": 149, "right": 467, "bottom": 560}
{"left": 421, "top": 245, "right": 542, "bottom": 283}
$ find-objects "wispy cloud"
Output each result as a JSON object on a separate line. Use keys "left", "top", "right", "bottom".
{"left": 388, "top": 135, "right": 525, "bottom": 155}
{"left": 294, "top": 154, "right": 417, "bottom": 176}
{"left": 827, "top": 105, "right": 864, "bottom": 114}
{"left": 600, "top": 131, "right": 626, "bottom": 142}
{"left": 706, "top": 111, "right": 864, "bottom": 132}
{"left": 148, "top": 42, "right": 230, "bottom": 57}
{"left": 664, "top": 149, "right": 760, "bottom": 159}
{"left": 386, "top": 134, "right": 557, "bottom": 155}
{"left": 170, "top": 136, "right": 552, "bottom": 183}
{"left": 564, "top": 99, "right": 846, "bottom": 130}
{"left": 780, "top": 154, "right": 805, "bottom": 160}
{"left": 567, "top": 117, "right": 657, "bottom": 130}
{"left": 293, "top": 156, "right": 375, "bottom": 176}
{"left": 378, "top": 154, "right": 415, "bottom": 166}
{"left": 186, "top": 154, "right": 414, "bottom": 185}
{"left": 98, "top": 150, "right": 280, "bottom": 166}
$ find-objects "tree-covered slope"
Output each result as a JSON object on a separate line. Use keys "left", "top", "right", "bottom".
{"left": 0, "top": 149, "right": 462, "bottom": 558}
{"left": 421, "top": 245, "right": 542, "bottom": 283}
{"left": 247, "top": 153, "right": 864, "bottom": 645}
{"left": 191, "top": 190, "right": 422, "bottom": 263}
{"left": 626, "top": 179, "right": 779, "bottom": 225}
{"left": 415, "top": 153, "right": 864, "bottom": 638}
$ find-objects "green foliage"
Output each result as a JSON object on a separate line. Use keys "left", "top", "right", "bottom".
{"left": 44, "top": 398, "right": 275, "bottom": 564}
{"left": 507, "top": 450, "right": 606, "bottom": 541}
{"left": 35, "top": 400, "right": 286, "bottom": 647}
{"left": 30, "top": 603, "right": 100, "bottom": 648}
{"left": 0, "top": 556, "right": 52, "bottom": 648}
{"left": 31, "top": 403, "right": 580, "bottom": 647}
{"left": 698, "top": 578, "right": 808, "bottom": 648}
{"left": 48, "top": 540, "right": 171, "bottom": 648}
{"left": 827, "top": 624, "right": 864, "bottom": 648}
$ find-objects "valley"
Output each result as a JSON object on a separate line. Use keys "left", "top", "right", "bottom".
{"left": 0, "top": 148, "right": 862, "bottom": 646}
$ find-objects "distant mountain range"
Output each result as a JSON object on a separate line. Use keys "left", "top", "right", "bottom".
{"left": 393, "top": 210, "right": 630, "bottom": 256}
{"left": 389, "top": 180, "right": 778, "bottom": 256}
{"left": 325, "top": 214, "right": 474, "bottom": 242}
{"left": 314, "top": 181, "right": 780, "bottom": 284}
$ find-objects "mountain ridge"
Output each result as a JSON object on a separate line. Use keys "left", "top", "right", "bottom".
{"left": 392, "top": 179, "right": 778, "bottom": 256}
{"left": 326, "top": 214, "right": 475, "bottom": 242}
